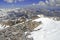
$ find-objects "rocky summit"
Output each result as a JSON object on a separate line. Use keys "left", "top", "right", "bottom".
{"left": 0, "top": 14, "right": 42, "bottom": 40}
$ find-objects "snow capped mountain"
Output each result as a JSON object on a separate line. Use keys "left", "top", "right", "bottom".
{"left": 0, "top": 7, "right": 60, "bottom": 40}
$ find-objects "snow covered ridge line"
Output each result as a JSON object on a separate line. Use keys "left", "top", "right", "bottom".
{"left": 0, "top": 14, "right": 60, "bottom": 30}
{"left": 37, "top": 14, "right": 60, "bottom": 21}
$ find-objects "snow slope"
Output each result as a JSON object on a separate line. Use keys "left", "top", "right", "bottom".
{"left": 28, "top": 17, "right": 60, "bottom": 40}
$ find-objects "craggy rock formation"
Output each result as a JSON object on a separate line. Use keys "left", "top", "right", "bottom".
{"left": 25, "top": 20, "right": 42, "bottom": 31}
{"left": 0, "top": 25, "right": 27, "bottom": 40}
{"left": 0, "top": 15, "right": 42, "bottom": 40}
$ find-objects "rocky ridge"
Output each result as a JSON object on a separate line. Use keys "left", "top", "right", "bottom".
{"left": 0, "top": 14, "right": 42, "bottom": 40}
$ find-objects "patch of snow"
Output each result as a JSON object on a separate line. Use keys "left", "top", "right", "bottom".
{"left": 0, "top": 24, "right": 10, "bottom": 30}
{"left": 28, "top": 17, "right": 60, "bottom": 40}
{"left": 37, "top": 15, "right": 44, "bottom": 18}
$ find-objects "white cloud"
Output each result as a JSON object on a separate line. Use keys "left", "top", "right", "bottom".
{"left": 45, "top": 0, "right": 49, "bottom": 4}
{"left": 49, "top": 0, "right": 56, "bottom": 6}
{"left": 37, "top": 1, "right": 46, "bottom": 6}
{"left": 4, "top": 0, "right": 14, "bottom": 3}
{"left": 32, "top": 1, "right": 46, "bottom": 6}
{"left": 56, "top": 4, "right": 60, "bottom": 6}
{"left": 48, "top": 0, "right": 60, "bottom": 6}
{"left": 32, "top": 0, "right": 60, "bottom": 6}
{"left": 55, "top": 0, "right": 60, "bottom": 4}
{"left": 4, "top": 0, "right": 24, "bottom": 3}
{"left": 55, "top": 0, "right": 60, "bottom": 6}
{"left": 32, "top": 3, "right": 36, "bottom": 6}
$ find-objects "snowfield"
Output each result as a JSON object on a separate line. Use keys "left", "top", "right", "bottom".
{"left": 28, "top": 17, "right": 60, "bottom": 40}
